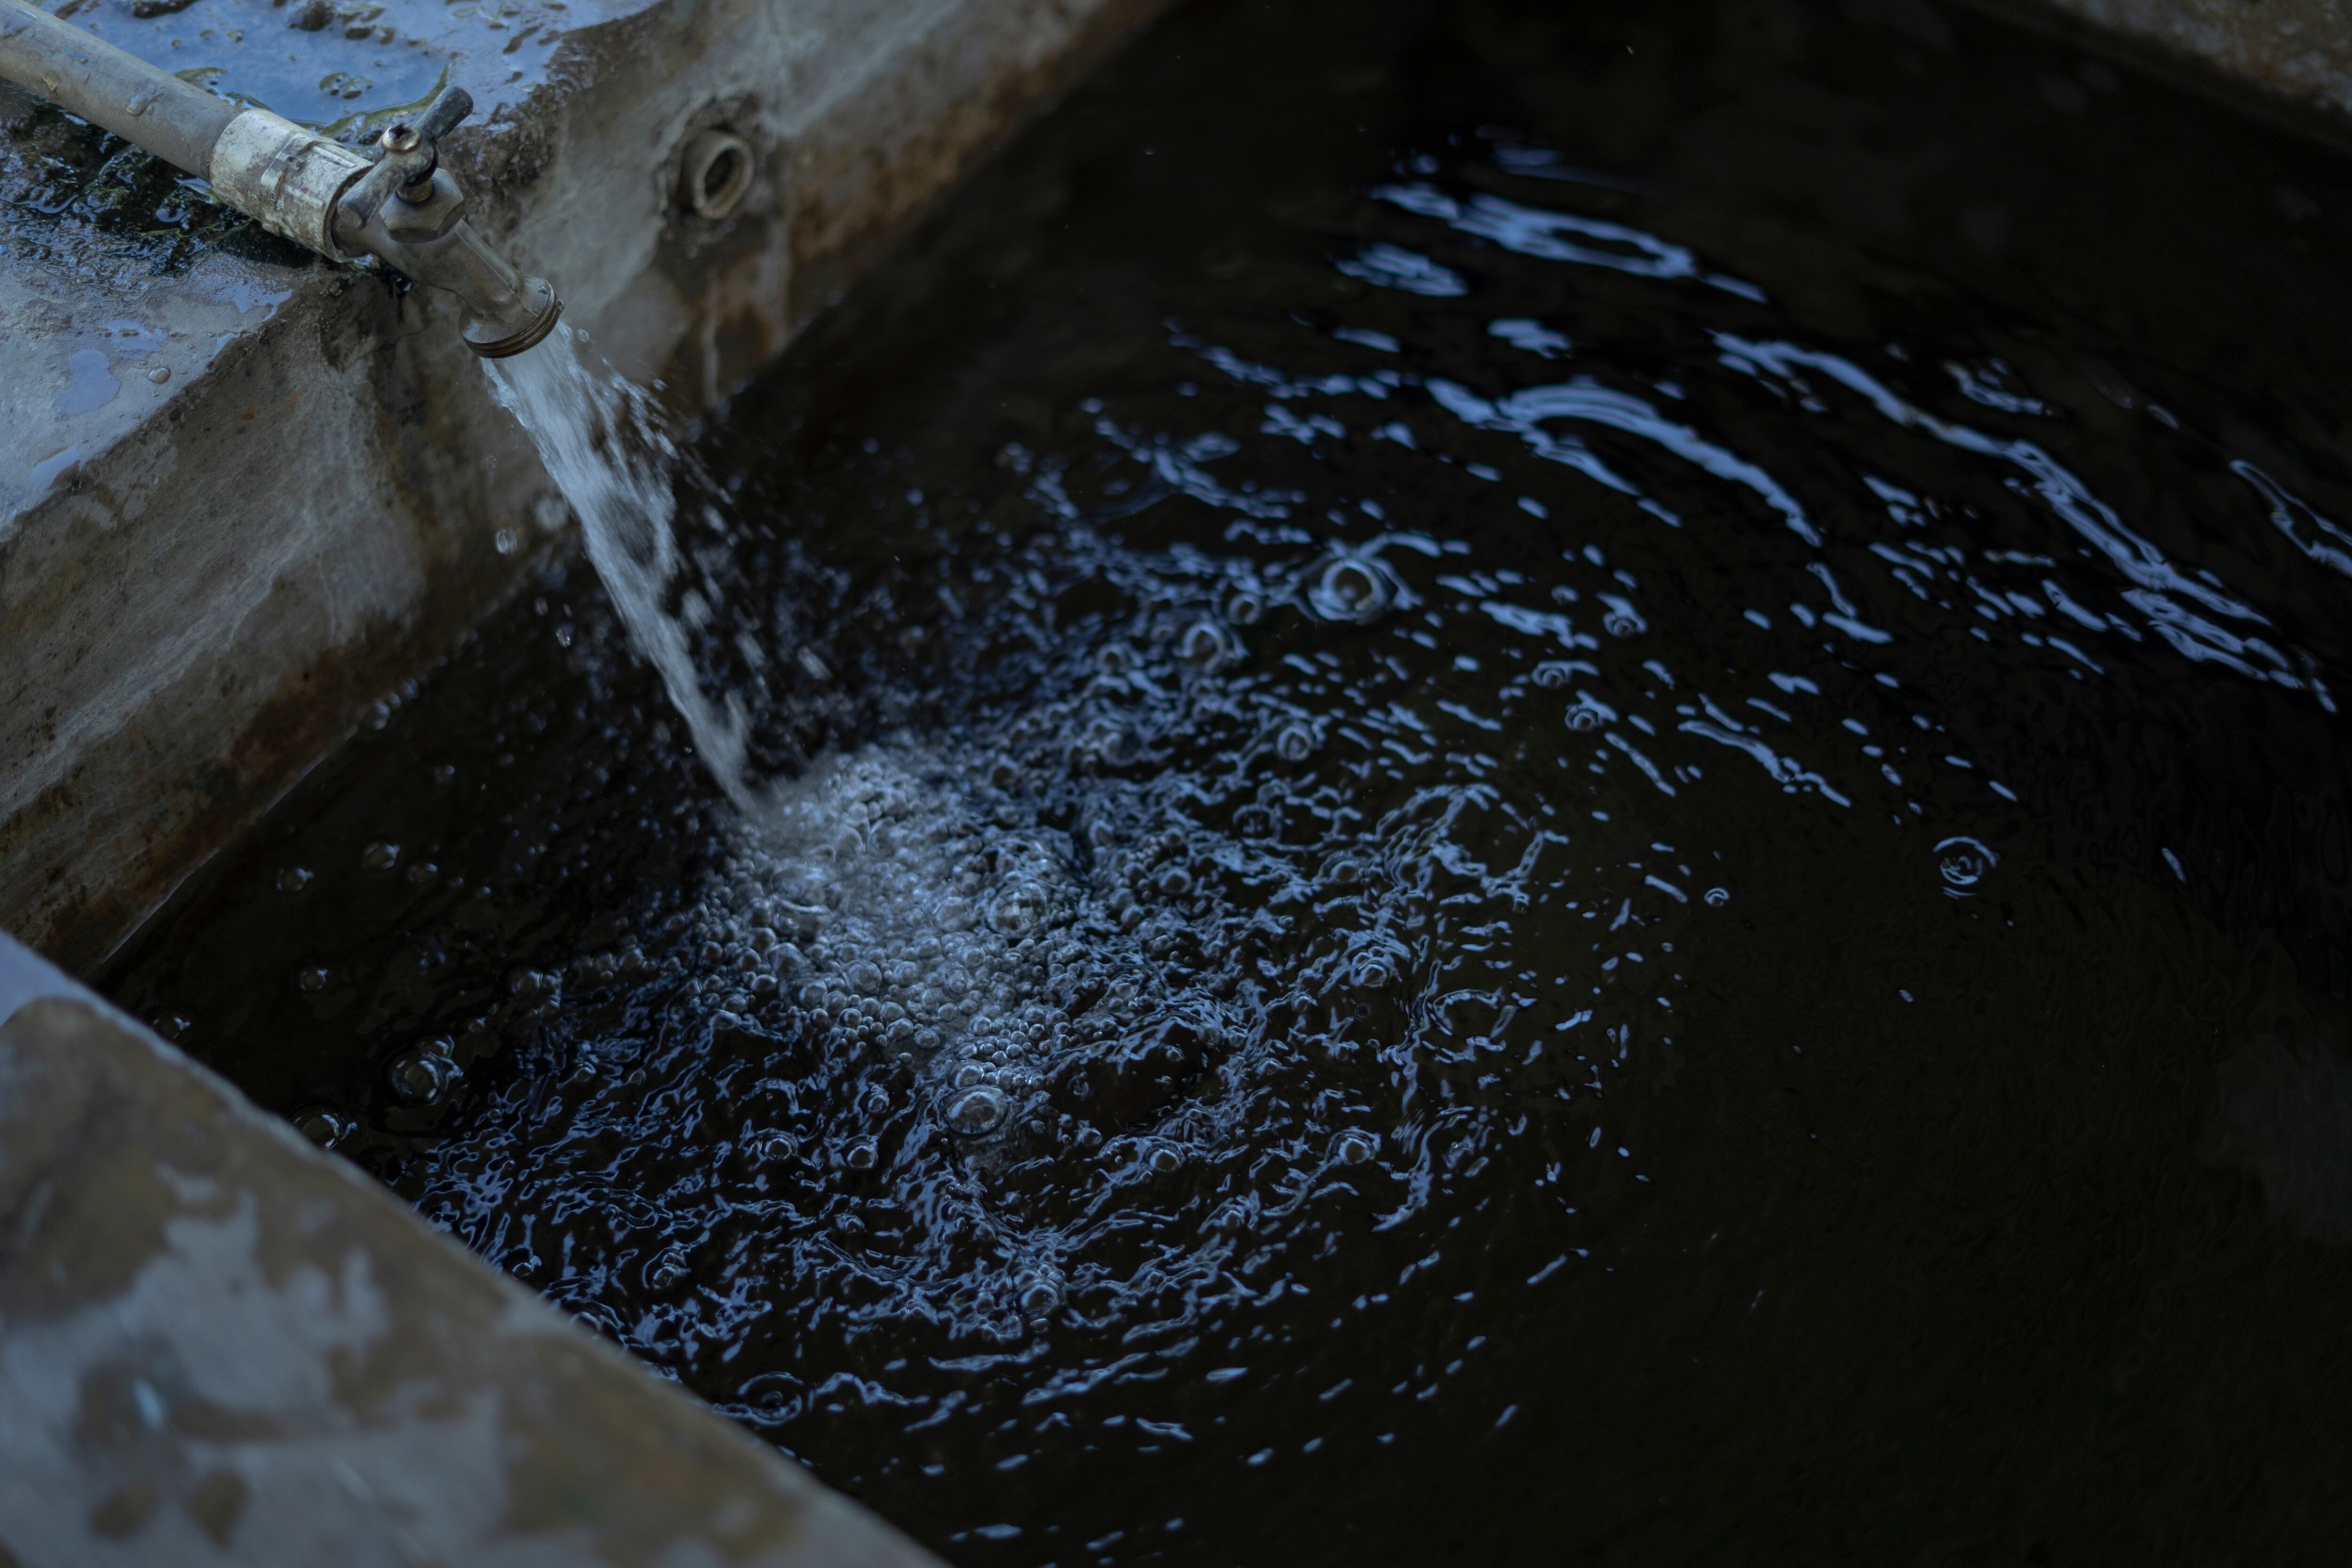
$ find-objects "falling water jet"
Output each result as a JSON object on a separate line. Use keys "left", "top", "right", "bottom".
{"left": 483, "top": 324, "right": 761, "bottom": 813}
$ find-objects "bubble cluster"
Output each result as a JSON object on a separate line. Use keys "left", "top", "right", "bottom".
{"left": 393, "top": 505, "right": 1716, "bottom": 1479}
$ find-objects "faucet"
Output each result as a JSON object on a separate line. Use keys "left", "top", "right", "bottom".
{"left": 0, "top": 0, "right": 560, "bottom": 357}
{"left": 325, "top": 86, "right": 561, "bottom": 357}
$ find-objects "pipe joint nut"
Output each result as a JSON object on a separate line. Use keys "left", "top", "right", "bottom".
{"left": 209, "top": 108, "right": 371, "bottom": 258}
{"left": 379, "top": 167, "right": 468, "bottom": 243}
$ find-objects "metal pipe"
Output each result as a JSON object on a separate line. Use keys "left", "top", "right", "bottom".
{"left": 0, "top": 0, "right": 560, "bottom": 357}
{"left": 0, "top": 0, "right": 233, "bottom": 176}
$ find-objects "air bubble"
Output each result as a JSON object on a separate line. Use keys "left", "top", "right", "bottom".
{"left": 508, "top": 968, "right": 556, "bottom": 1000}
{"left": 1015, "top": 1267, "right": 1065, "bottom": 1315}
{"left": 1307, "top": 551, "right": 1400, "bottom": 624}
{"left": 361, "top": 842, "right": 401, "bottom": 872}
{"left": 1935, "top": 836, "right": 1997, "bottom": 894}
{"left": 990, "top": 882, "right": 1054, "bottom": 935}
{"left": 844, "top": 1137, "right": 880, "bottom": 1170}
{"left": 1704, "top": 887, "right": 1731, "bottom": 907}
{"left": 1178, "top": 618, "right": 1244, "bottom": 672}
{"left": 1073, "top": 720, "right": 1142, "bottom": 770}
{"left": 1566, "top": 702, "right": 1605, "bottom": 732}
{"left": 1224, "top": 588, "right": 1266, "bottom": 626}
{"left": 1146, "top": 1143, "right": 1185, "bottom": 1174}
{"left": 1275, "top": 724, "right": 1318, "bottom": 763}
{"left": 387, "top": 1041, "right": 461, "bottom": 1106}
{"left": 275, "top": 867, "right": 314, "bottom": 895}
{"left": 946, "top": 1085, "right": 1010, "bottom": 1136}
{"left": 292, "top": 1105, "right": 353, "bottom": 1149}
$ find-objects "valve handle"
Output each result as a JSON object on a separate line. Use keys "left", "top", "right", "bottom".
{"left": 339, "top": 85, "right": 474, "bottom": 232}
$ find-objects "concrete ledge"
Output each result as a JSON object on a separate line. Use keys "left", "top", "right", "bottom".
{"left": 0, "top": 936, "right": 941, "bottom": 1566}
{"left": 0, "top": 0, "right": 1168, "bottom": 971}
{"left": 2026, "top": 0, "right": 2352, "bottom": 126}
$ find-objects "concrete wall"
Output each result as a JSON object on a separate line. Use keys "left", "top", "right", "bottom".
{"left": 0, "top": 0, "right": 1168, "bottom": 973}
{"left": 2026, "top": 0, "right": 2352, "bottom": 126}
{"left": 0, "top": 933, "right": 943, "bottom": 1566}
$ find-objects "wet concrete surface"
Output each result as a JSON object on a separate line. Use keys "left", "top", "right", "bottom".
{"left": 0, "top": 936, "right": 944, "bottom": 1566}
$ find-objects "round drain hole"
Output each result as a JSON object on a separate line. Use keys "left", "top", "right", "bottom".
{"left": 679, "top": 127, "right": 755, "bottom": 221}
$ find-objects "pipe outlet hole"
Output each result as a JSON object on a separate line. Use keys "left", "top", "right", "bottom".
{"left": 680, "top": 128, "right": 755, "bottom": 221}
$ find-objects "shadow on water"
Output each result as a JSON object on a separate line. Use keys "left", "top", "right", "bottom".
{"left": 106, "top": 0, "right": 2352, "bottom": 1560}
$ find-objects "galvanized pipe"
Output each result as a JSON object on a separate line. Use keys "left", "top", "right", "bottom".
{"left": 0, "top": 0, "right": 560, "bottom": 356}
{"left": 0, "top": 0, "right": 235, "bottom": 176}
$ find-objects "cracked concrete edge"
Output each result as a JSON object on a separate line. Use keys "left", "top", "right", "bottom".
{"left": 0, "top": 929, "right": 945, "bottom": 1568}
{"left": 0, "top": 0, "right": 1176, "bottom": 972}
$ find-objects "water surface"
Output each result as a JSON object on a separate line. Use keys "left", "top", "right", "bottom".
{"left": 109, "top": 0, "right": 2352, "bottom": 1560}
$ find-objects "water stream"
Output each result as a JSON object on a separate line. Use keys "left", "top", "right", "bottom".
{"left": 107, "top": 0, "right": 2352, "bottom": 1560}
{"left": 483, "top": 325, "right": 761, "bottom": 812}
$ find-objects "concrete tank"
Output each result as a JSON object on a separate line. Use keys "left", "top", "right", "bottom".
{"left": 0, "top": 0, "right": 2345, "bottom": 1560}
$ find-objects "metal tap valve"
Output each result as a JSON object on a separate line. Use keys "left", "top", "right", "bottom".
{"left": 333, "top": 87, "right": 562, "bottom": 359}
{"left": 0, "top": 0, "right": 561, "bottom": 358}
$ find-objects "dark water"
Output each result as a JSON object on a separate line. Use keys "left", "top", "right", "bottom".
{"left": 108, "top": 0, "right": 2352, "bottom": 1560}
